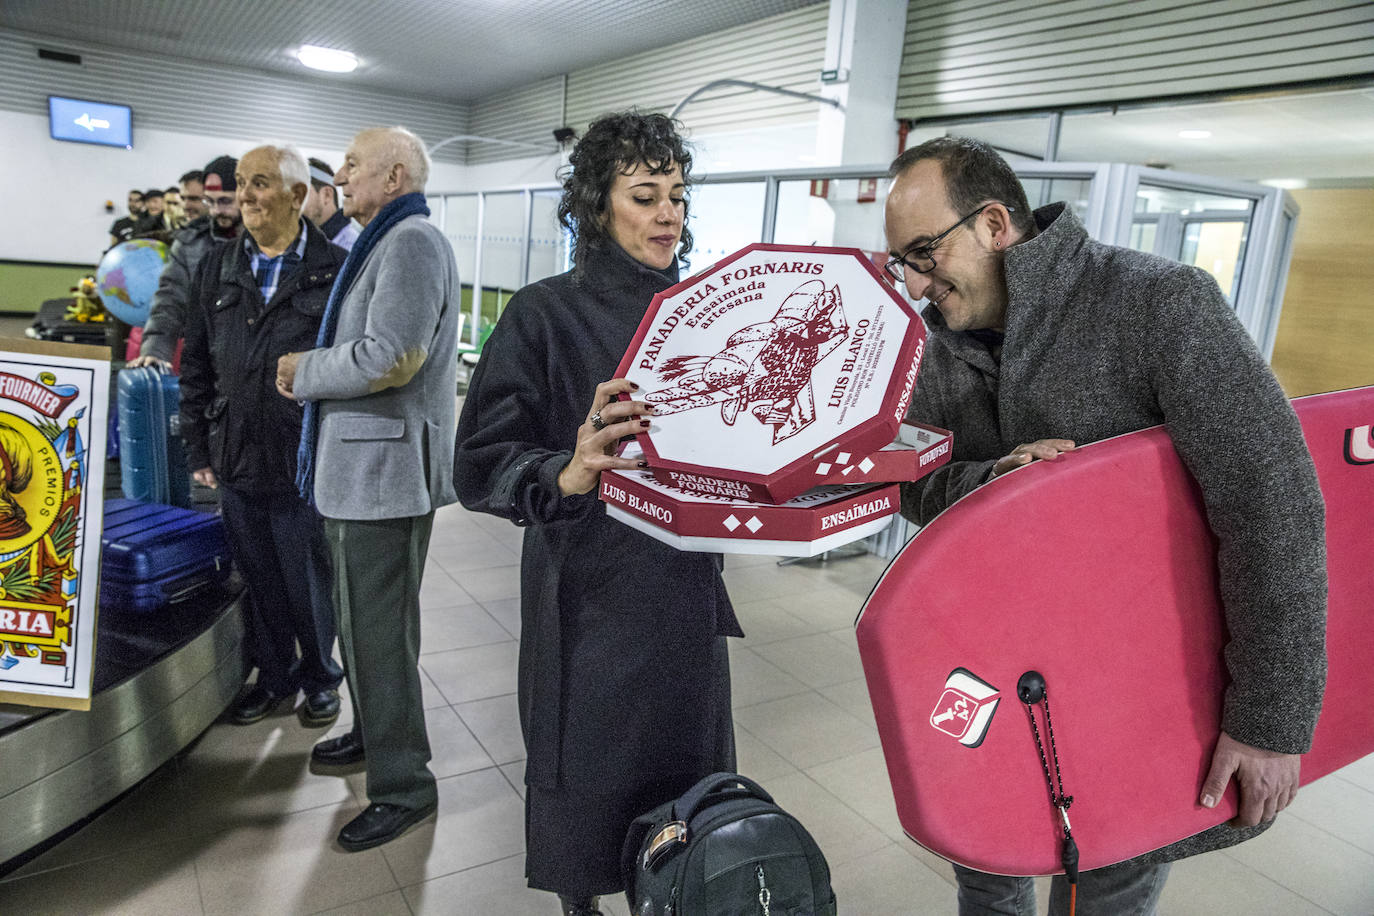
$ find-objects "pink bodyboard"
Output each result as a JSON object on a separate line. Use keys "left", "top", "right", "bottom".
{"left": 855, "top": 386, "right": 1374, "bottom": 875}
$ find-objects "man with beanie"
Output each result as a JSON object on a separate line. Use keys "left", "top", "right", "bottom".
{"left": 276, "top": 127, "right": 459, "bottom": 852}
{"left": 303, "top": 157, "right": 359, "bottom": 251}
{"left": 134, "top": 188, "right": 168, "bottom": 237}
{"left": 133, "top": 155, "right": 242, "bottom": 369}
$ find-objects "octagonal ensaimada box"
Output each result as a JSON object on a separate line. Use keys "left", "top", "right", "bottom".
{"left": 614, "top": 243, "right": 927, "bottom": 504}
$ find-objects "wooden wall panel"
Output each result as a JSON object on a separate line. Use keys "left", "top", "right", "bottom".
{"left": 1269, "top": 187, "right": 1374, "bottom": 396}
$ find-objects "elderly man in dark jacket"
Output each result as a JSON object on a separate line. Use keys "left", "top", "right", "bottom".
{"left": 180, "top": 144, "right": 346, "bottom": 727}
{"left": 884, "top": 137, "right": 1326, "bottom": 916}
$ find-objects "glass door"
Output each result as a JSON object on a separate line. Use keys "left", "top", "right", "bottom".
{"left": 527, "top": 189, "right": 570, "bottom": 285}
{"left": 1112, "top": 167, "right": 1292, "bottom": 357}
{"left": 1129, "top": 184, "right": 1255, "bottom": 301}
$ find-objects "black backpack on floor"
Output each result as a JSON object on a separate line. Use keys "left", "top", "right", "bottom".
{"left": 622, "top": 772, "right": 837, "bottom": 916}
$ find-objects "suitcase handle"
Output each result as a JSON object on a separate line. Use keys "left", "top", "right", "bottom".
{"left": 162, "top": 556, "right": 224, "bottom": 603}
{"left": 166, "top": 579, "right": 211, "bottom": 603}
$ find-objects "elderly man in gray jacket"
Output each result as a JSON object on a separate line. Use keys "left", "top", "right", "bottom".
{"left": 276, "top": 126, "right": 460, "bottom": 852}
{"left": 884, "top": 137, "right": 1326, "bottom": 916}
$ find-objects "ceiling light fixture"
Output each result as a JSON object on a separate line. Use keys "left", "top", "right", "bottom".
{"left": 1178, "top": 129, "right": 1211, "bottom": 139}
{"left": 297, "top": 45, "right": 358, "bottom": 73}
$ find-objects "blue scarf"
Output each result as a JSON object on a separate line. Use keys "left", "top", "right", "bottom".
{"left": 296, "top": 192, "right": 431, "bottom": 503}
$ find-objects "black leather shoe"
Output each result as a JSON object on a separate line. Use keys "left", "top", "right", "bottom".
{"left": 559, "top": 896, "right": 605, "bottom": 916}
{"left": 300, "top": 689, "right": 341, "bottom": 727}
{"left": 228, "top": 684, "right": 287, "bottom": 725}
{"left": 312, "top": 731, "right": 365, "bottom": 766}
{"left": 337, "top": 801, "right": 437, "bottom": 851}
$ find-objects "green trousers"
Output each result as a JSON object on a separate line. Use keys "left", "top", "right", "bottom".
{"left": 325, "top": 512, "right": 438, "bottom": 811}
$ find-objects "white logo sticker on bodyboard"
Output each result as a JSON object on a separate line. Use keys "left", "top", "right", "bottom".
{"left": 930, "top": 668, "right": 1000, "bottom": 747}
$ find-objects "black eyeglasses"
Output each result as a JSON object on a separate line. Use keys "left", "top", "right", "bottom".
{"left": 884, "top": 203, "right": 1012, "bottom": 280}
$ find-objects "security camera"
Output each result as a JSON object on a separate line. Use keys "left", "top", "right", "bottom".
{"left": 553, "top": 127, "right": 576, "bottom": 144}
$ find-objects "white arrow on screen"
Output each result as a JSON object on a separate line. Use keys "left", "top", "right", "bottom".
{"left": 74, "top": 113, "right": 110, "bottom": 131}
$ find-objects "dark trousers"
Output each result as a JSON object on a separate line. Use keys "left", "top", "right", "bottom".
{"left": 953, "top": 861, "right": 1171, "bottom": 915}
{"left": 220, "top": 485, "right": 342, "bottom": 697}
{"left": 326, "top": 513, "right": 437, "bottom": 811}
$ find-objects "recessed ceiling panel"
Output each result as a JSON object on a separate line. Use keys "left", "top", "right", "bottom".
{"left": 1, "top": 0, "right": 826, "bottom": 102}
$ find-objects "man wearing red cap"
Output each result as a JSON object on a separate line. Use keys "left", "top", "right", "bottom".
{"left": 132, "top": 155, "right": 243, "bottom": 369}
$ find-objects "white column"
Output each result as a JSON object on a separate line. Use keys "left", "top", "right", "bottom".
{"left": 812, "top": 0, "right": 909, "bottom": 252}
{"left": 816, "top": 0, "right": 909, "bottom": 169}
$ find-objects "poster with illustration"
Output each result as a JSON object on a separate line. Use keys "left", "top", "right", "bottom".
{"left": 0, "top": 338, "right": 109, "bottom": 710}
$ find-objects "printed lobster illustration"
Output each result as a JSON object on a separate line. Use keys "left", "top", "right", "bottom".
{"left": 647, "top": 279, "right": 849, "bottom": 444}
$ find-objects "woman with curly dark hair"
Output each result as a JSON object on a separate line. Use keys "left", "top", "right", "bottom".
{"left": 454, "top": 111, "right": 740, "bottom": 915}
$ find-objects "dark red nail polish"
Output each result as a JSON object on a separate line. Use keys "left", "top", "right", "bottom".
{"left": 638, "top": 460, "right": 649, "bottom": 468}
{"left": 639, "top": 420, "right": 651, "bottom": 428}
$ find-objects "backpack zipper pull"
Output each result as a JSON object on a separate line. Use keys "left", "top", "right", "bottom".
{"left": 756, "top": 863, "right": 771, "bottom": 916}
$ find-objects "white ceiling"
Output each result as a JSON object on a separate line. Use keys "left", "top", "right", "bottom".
{"left": 0, "top": 0, "right": 825, "bottom": 103}
{"left": 3, "top": 1, "right": 1369, "bottom": 182}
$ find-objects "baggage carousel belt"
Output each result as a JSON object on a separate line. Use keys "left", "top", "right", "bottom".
{"left": 0, "top": 581, "right": 247, "bottom": 867}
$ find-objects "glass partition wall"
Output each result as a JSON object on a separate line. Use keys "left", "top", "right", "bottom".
{"left": 430, "top": 162, "right": 1295, "bottom": 358}
{"left": 433, "top": 162, "right": 1296, "bottom": 557}
{"left": 430, "top": 188, "right": 571, "bottom": 348}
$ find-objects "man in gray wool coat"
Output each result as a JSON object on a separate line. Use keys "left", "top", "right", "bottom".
{"left": 884, "top": 137, "right": 1326, "bottom": 916}
{"left": 276, "top": 126, "right": 460, "bottom": 853}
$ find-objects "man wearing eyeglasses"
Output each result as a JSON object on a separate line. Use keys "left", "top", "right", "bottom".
{"left": 133, "top": 156, "right": 243, "bottom": 369}
{"left": 885, "top": 137, "right": 1325, "bottom": 916}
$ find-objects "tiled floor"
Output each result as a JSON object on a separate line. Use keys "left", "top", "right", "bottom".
{"left": 2, "top": 500, "right": 1372, "bottom": 914}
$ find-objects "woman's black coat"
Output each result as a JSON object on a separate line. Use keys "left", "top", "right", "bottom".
{"left": 454, "top": 241, "right": 741, "bottom": 797}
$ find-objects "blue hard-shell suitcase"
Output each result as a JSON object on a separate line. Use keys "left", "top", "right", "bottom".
{"left": 117, "top": 366, "right": 191, "bottom": 507}
{"left": 100, "top": 498, "right": 230, "bottom": 613}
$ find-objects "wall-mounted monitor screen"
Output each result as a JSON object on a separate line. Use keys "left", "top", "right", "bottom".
{"left": 48, "top": 96, "right": 132, "bottom": 149}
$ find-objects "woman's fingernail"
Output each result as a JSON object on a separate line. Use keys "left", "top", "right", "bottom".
{"left": 638, "top": 460, "right": 649, "bottom": 468}
{"left": 630, "top": 382, "right": 640, "bottom": 390}
{"left": 639, "top": 420, "right": 651, "bottom": 428}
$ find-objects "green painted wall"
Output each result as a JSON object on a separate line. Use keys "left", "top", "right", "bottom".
{"left": 0, "top": 261, "right": 95, "bottom": 315}
{"left": 457, "top": 285, "right": 515, "bottom": 348}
